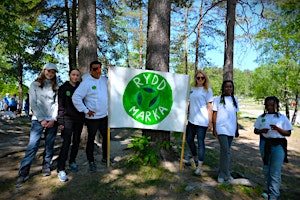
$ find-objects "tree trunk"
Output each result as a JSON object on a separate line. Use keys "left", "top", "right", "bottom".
{"left": 194, "top": 0, "right": 204, "bottom": 75}
{"left": 291, "top": 93, "right": 298, "bottom": 125}
{"left": 78, "top": 0, "right": 98, "bottom": 74}
{"left": 71, "top": 0, "right": 77, "bottom": 69}
{"left": 139, "top": 5, "right": 144, "bottom": 69}
{"left": 144, "top": 0, "right": 171, "bottom": 145}
{"left": 223, "top": 0, "right": 236, "bottom": 81}
{"left": 17, "top": 57, "right": 23, "bottom": 114}
{"left": 78, "top": 0, "right": 98, "bottom": 146}
{"left": 184, "top": 7, "right": 188, "bottom": 75}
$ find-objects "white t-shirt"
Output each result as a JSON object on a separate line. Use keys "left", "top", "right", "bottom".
{"left": 188, "top": 87, "right": 213, "bottom": 127}
{"left": 254, "top": 113, "right": 293, "bottom": 138}
{"left": 213, "top": 96, "right": 239, "bottom": 136}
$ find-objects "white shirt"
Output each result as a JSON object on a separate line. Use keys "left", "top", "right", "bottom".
{"left": 188, "top": 87, "right": 213, "bottom": 127}
{"left": 213, "top": 96, "right": 239, "bottom": 136}
{"left": 254, "top": 113, "right": 293, "bottom": 138}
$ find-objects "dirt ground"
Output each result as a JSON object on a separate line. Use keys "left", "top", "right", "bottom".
{"left": 0, "top": 110, "right": 299, "bottom": 200}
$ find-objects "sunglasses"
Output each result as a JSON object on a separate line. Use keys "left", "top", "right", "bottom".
{"left": 91, "top": 67, "right": 101, "bottom": 72}
{"left": 196, "top": 76, "right": 205, "bottom": 80}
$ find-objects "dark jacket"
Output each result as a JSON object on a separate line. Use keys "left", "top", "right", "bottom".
{"left": 57, "top": 81, "right": 85, "bottom": 125}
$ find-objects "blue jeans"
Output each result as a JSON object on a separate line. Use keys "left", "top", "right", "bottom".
{"left": 260, "top": 138, "right": 284, "bottom": 200}
{"left": 186, "top": 122, "right": 207, "bottom": 163}
{"left": 18, "top": 120, "right": 58, "bottom": 176}
{"left": 85, "top": 117, "right": 108, "bottom": 162}
{"left": 218, "top": 135, "right": 233, "bottom": 179}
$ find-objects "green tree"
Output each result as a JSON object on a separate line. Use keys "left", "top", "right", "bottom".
{"left": 255, "top": 0, "right": 300, "bottom": 122}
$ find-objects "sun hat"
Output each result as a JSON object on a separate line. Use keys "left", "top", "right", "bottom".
{"left": 43, "top": 63, "right": 58, "bottom": 72}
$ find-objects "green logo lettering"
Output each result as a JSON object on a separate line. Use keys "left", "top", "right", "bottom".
{"left": 123, "top": 72, "right": 173, "bottom": 125}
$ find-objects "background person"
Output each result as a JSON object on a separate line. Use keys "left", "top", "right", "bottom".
{"left": 15, "top": 63, "right": 59, "bottom": 187}
{"left": 8, "top": 93, "right": 18, "bottom": 113}
{"left": 186, "top": 70, "right": 213, "bottom": 175}
{"left": 56, "top": 69, "right": 85, "bottom": 182}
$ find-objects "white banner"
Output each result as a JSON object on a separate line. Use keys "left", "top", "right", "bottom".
{"left": 108, "top": 67, "right": 190, "bottom": 132}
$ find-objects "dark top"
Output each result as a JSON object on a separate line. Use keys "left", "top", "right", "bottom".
{"left": 57, "top": 81, "right": 85, "bottom": 125}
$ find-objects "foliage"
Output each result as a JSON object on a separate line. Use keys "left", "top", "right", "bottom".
{"left": 255, "top": 0, "right": 300, "bottom": 64}
{"left": 127, "top": 135, "right": 159, "bottom": 166}
{"left": 251, "top": 58, "right": 300, "bottom": 103}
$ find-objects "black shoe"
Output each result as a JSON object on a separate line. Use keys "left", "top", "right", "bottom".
{"left": 88, "top": 162, "right": 97, "bottom": 172}
{"left": 42, "top": 163, "right": 51, "bottom": 176}
{"left": 15, "top": 175, "right": 29, "bottom": 188}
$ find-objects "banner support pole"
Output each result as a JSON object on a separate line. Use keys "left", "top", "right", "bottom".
{"left": 179, "top": 131, "right": 186, "bottom": 171}
{"left": 107, "top": 127, "right": 110, "bottom": 167}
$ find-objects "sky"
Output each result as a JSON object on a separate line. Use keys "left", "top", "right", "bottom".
{"left": 206, "top": 42, "right": 259, "bottom": 71}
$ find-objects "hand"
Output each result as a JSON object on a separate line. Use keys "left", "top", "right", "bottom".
{"left": 208, "top": 122, "right": 213, "bottom": 130}
{"left": 40, "top": 120, "right": 47, "bottom": 127}
{"left": 270, "top": 124, "right": 278, "bottom": 131}
{"left": 235, "top": 129, "right": 239, "bottom": 138}
{"left": 59, "top": 125, "right": 64, "bottom": 130}
{"left": 213, "top": 129, "right": 218, "bottom": 137}
{"left": 87, "top": 110, "right": 95, "bottom": 117}
{"left": 46, "top": 120, "right": 55, "bottom": 128}
{"left": 260, "top": 128, "right": 269, "bottom": 134}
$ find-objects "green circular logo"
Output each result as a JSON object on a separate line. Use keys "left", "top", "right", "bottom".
{"left": 66, "top": 91, "right": 71, "bottom": 96}
{"left": 123, "top": 72, "right": 173, "bottom": 125}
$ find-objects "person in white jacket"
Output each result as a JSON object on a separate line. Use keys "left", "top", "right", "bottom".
{"left": 16, "top": 63, "right": 59, "bottom": 187}
{"left": 72, "top": 61, "right": 109, "bottom": 172}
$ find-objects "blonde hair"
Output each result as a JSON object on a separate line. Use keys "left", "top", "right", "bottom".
{"left": 194, "top": 70, "right": 210, "bottom": 91}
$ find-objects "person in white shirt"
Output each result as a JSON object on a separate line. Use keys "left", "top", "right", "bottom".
{"left": 212, "top": 80, "right": 239, "bottom": 183}
{"left": 72, "top": 61, "right": 109, "bottom": 172}
{"left": 254, "top": 96, "right": 293, "bottom": 200}
{"left": 186, "top": 70, "right": 213, "bottom": 176}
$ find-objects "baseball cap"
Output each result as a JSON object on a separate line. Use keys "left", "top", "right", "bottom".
{"left": 43, "top": 63, "right": 58, "bottom": 72}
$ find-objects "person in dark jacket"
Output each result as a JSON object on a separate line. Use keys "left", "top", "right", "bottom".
{"left": 56, "top": 69, "right": 85, "bottom": 182}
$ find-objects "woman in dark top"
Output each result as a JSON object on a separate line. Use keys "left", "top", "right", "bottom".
{"left": 57, "top": 69, "right": 85, "bottom": 182}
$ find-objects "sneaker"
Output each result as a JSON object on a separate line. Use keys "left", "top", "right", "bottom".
{"left": 69, "top": 162, "right": 79, "bottom": 172}
{"left": 15, "top": 175, "right": 29, "bottom": 187}
{"left": 101, "top": 158, "right": 115, "bottom": 164}
{"left": 217, "top": 177, "right": 224, "bottom": 183}
{"left": 58, "top": 171, "right": 68, "bottom": 182}
{"left": 227, "top": 176, "right": 234, "bottom": 181}
{"left": 190, "top": 158, "right": 197, "bottom": 169}
{"left": 42, "top": 163, "right": 51, "bottom": 176}
{"left": 88, "top": 162, "right": 97, "bottom": 172}
{"left": 194, "top": 166, "right": 202, "bottom": 176}
{"left": 261, "top": 193, "right": 268, "bottom": 199}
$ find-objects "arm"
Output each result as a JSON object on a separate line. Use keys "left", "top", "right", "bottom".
{"left": 212, "top": 111, "right": 217, "bottom": 137}
{"left": 207, "top": 102, "right": 213, "bottom": 130}
{"left": 254, "top": 128, "right": 269, "bottom": 135}
{"left": 269, "top": 125, "right": 292, "bottom": 136}
{"left": 57, "top": 86, "right": 65, "bottom": 129}
{"left": 235, "top": 112, "right": 239, "bottom": 137}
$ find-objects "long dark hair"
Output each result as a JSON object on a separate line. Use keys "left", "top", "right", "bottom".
{"left": 262, "top": 96, "right": 280, "bottom": 117}
{"left": 220, "top": 80, "right": 238, "bottom": 108}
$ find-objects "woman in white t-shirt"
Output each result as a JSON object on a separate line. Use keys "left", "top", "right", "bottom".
{"left": 254, "top": 96, "right": 293, "bottom": 200}
{"left": 212, "top": 80, "right": 239, "bottom": 183}
{"left": 186, "top": 70, "right": 213, "bottom": 176}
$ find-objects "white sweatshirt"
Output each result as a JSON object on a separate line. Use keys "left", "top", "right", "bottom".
{"left": 72, "top": 75, "right": 108, "bottom": 119}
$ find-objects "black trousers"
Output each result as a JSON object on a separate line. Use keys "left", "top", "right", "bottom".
{"left": 57, "top": 120, "right": 84, "bottom": 171}
{"left": 85, "top": 117, "right": 108, "bottom": 162}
